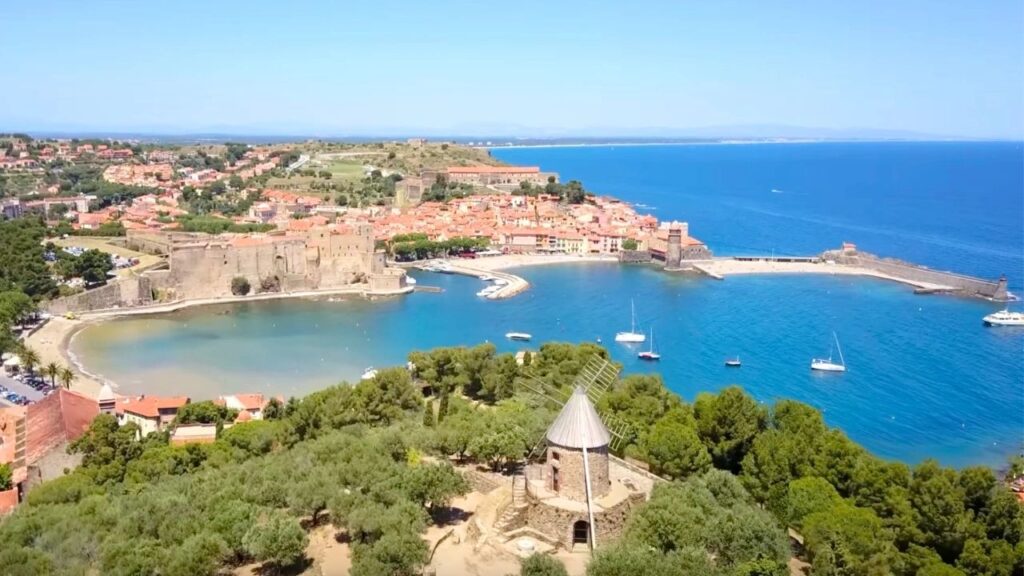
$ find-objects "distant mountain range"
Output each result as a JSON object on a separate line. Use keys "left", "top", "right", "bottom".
{"left": 11, "top": 123, "right": 1007, "bottom": 145}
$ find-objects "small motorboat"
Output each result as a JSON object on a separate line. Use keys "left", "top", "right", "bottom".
{"left": 506, "top": 332, "right": 532, "bottom": 341}
{"left": 725, "top": 357, "right": 741, "bottom": 367}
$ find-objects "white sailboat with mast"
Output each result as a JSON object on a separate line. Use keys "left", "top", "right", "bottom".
{"left": 638, "top": 327, "right": 660, "bottom": 360}
{"left": 615, "top": 299, "right": 646, "bottom": 343}
{"left": 811, "top": 332, "right": 846, "bottom": 372}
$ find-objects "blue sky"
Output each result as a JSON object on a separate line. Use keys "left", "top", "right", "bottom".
{"left": 2, "top": 0, "right": 1022, "bottom": 138}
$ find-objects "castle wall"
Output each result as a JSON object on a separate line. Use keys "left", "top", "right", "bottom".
{"left": 55, "top": 229, "right": 404, "bottom": 309}
{"left": 167, "top": 240, "right": 308, "bottom": 299}
{"left": 125, "top": 230, "right": 176, "bottom": 255}
{"left": 44, "top": 277, "right": 155, "bottom": 314}
{"left": 618, "top": 250, "right": 652, "bottom": 264}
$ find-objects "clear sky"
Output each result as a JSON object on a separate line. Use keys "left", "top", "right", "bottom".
{"left": 2, "top": 0, "right": 1022, "bottom": 138}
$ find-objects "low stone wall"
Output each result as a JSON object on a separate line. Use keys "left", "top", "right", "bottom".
{"left": 462, "top": 468, "right": 503, "bottom": 494}
{"left": 45, "top": 277, "right": 154, "bottom": 314}
{"left": 369, "top": 269, "right": 406, "bottom": 292}
{"left": 618, "top": 250, "right": 652, "bottom": 264}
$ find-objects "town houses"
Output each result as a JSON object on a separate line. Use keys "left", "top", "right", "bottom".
{"left": 0, "top": 134, "right": 705, "bottom": 257}
{"left": 366, "top": 193, "right": 691, "bottom": 256}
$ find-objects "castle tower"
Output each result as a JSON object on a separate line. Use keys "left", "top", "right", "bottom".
{"left": 97, "top": 384, "right": 116, "bottom": 416}
{"left": 544, "top": 387, "right": 611, "bottom": 502}
{"left": 665, "top": 225, "right": 682, "bottom": 270}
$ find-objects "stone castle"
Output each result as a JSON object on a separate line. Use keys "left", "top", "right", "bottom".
{"left": 46, "top": 227, "right": 407, "bottom": 314}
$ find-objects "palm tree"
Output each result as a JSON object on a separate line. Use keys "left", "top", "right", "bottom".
{"left": 58, "top": 366, "right": 75, "bottom": 390}
{"left": 43, "top": 362, "right": 60, "bottom": 387}
{"left": 18, "top": 346, "right": 39, "bottom": 376}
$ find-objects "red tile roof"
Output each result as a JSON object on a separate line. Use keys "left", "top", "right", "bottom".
{"left": 116, "top": 395, "right": 189, "bottom": 418}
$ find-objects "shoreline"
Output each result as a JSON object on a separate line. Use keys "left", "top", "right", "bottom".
{"left": 79, "top": 283, "right": 414, "bottom": 320}
{"left": 484, "top": 138, "right": 981, "bottom": 151}
{"left": 25, "top": 317, "right": 104, "bottom": 399}
{"left": 25, "top": 284, "right": 415, "bottom": 400}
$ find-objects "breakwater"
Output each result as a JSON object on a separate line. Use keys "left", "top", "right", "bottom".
{"left": 826, "top": 249, "right": 1010, "bottom": 301}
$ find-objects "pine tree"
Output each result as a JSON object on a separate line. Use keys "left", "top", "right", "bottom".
{"left": 423, "top": 400, "right": 435, "bottom": 427}
{"left": 437, "top": 393, "right": 450, "bottom": 424}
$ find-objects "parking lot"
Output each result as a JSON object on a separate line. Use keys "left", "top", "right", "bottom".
{"left": 0, "top": 372, "right": 53, "bottom": 407}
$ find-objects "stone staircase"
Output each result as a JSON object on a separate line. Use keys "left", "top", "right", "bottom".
{"left": 494, "top": 474, "right": 528, "bottom": 532}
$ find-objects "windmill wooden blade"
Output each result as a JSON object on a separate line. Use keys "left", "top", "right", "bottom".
{"left": 573, "top": 356, "right": 621, "bottom": 404}
{"left": 518, "top": 372, "right": 570, "bottom": 405}
{"left": 598, "top": 411, "right": 634, "bottom": 451}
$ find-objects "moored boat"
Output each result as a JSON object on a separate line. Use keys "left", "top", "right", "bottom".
{"left": 477, "top": 285, "right": 501, "bottom": 297}
{"left": 615, "top": 299, "right": 646, "bottom": 343}
{"left": 811, "top": 332, "right": 846, "bottom": 373}
{"left": 506, "top": 332, "right": 532, "bottom": 341}
{"left": 725, "top": 357, "right": 741, "bottom": 367}
{"left": 638, "top": 327, "right": 660, "bottom": 361}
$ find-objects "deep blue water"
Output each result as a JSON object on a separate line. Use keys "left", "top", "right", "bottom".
{"left": 74, "top": 142, "right": 1024, "bottom": 468}
{"left": 494, "top": 142, "right": 1024, "bottom": 290}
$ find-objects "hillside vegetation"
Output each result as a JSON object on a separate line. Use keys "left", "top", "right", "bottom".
{"left": 0, "top": 343, "right": 1020, "bottom": 576}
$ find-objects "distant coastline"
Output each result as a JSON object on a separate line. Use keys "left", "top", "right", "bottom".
{"left": 14, "top": 129, "right": 1016, "bottom": 147}
{"left": 483, "top": 138, "right": 951, "bottom": 150}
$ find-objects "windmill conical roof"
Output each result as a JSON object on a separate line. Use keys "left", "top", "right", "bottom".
{"left": 545, "top": 387, "right": 611, "bottom": 449}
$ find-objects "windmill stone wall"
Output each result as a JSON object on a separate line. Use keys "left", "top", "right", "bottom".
{"left": 545, "top": 443, "right": 610, "bottom": 502}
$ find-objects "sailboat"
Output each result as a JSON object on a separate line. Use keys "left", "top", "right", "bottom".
{"left": 638, "top": 327, "right": 660, "bottom": 360}
{"left": 811, "top": 332, "right": 846, "bottom": 372}
{"left": 615, "top": 299, "right": 646, "bottom": 343}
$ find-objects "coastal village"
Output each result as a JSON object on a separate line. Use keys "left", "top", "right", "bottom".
{"left": 0, "top": 134, "right": 707, "bottom": 260}
{"left": 1, "top": 134, "right": 1021, "bottom": 576}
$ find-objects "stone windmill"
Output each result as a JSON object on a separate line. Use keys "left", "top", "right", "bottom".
{"left": 513, "top": 356, "right": 640, "bottom": 551}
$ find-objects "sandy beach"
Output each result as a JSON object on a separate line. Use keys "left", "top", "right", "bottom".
{"left": 22, "top": 284, "right": 415, "bottom": 400}
{"left": 24, "top": 316, "right": 103, "bottom": 399}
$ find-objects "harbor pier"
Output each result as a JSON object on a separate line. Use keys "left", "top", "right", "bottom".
{"left": 686, "top": 243, "right": 1012, "bottom": 302}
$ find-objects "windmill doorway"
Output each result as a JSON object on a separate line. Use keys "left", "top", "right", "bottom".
{"left": 573, "top": 520, "right": 589, "bottom": 546}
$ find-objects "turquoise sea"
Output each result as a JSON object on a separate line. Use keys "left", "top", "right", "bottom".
{"left": 73, "top": 142, "right": 1024, "bottom": 468}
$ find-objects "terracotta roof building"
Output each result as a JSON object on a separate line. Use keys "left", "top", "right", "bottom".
{"left": 115, "top": 395, "right": 189, "bottom": 437}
